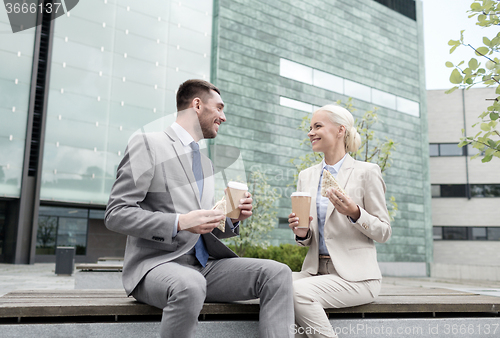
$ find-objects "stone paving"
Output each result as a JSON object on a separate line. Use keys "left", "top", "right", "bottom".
{"left": 1, "top": 263, "right": 500, "bottom": 298}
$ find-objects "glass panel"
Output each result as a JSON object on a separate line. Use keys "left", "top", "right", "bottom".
{"left": 36, "top": 216, "right": 58, "bottom": 255}
{"left": 39, "top": 206, "right": 89, "bottom": 218}
{"left": 429, "top": 144, "right": 439, "bottom": 157}
{"left": 40, "top": 0, "right": 213, "bottom": 205}
{"left": 371, "top": 88, "right": 396, "bottom": 110}
{"left": 467, "top": 144, "right": 481, "bottom": 156}
{"left": 56, "top": 217, "right": 88, "bottom": 255}
{"left": 432, "top": 226, "right": 442, "bottom": 240}
{"left": 471, "top": 227, "right": 487, "bottom": 240}
{"left": 280, "top": 97, "right": 313, "bottom": 113}
{"left": 487, "top": 228, "right": 500, "bottom": 241}
{"left": 431, "top": 184, "right": 441, "bottom": 197}
{"left": 278, "top": 218, "right": 290, "bottom": 229}
{"left": 483, "top": 184, "right": 500, "bottom": 197}
{"left": 313, "top": 69, "right": 343, "bottom": 93}
{"left": 442, "top": 227, "right": 467, "bottom": 240}
{"left": 470, "top": 184, "right": 485, "bottom": 197}
{"left": 439, "top": 143, "right": 464, "bottom": 156}
{"left": 279, "top": 59, "right": 313, "bottom": 85}
{"left": 0, "top": 8, "right": 37, "bottom": 198}
{"left": 89, "top": 209, "right": 105, "bottom": 220}
{"left": 396, "top": 96, "right": 420, "bottom": 117}
{"left": 344, "top": 80, "right": 371, "bottom": 101}
{"left": 440, "top": 184, "right": 466, "bottom": 197}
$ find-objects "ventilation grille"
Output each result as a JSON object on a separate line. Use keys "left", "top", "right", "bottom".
{"left": 374, "top": 0, "right": 416, "bottom": 21}
{"left": 29, "top": 2, "right": 53, "bottom": 177}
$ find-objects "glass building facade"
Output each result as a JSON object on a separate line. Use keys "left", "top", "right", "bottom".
{"left": 1, "top": 0, "right": 431, "bottom": 276}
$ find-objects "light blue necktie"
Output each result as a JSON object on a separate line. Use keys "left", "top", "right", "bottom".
{"left": 190, "top": 142, "right": 209, "bottom": 267}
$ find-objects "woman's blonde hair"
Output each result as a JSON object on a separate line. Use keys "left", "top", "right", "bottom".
{"left": 313, "top": 104, "right": 361, "bottom": 153}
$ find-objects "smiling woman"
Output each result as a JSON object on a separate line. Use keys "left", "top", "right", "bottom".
{"left": 288, "top": 104, "right": 391, "bottom": 338}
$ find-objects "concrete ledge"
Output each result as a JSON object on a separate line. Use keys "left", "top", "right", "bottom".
{"left": 2, "top": 318, "right": 500, "bottom": 338}
{"left": 379, "top": 262, "right": 428, "bottom": 277}
{"left": 431, "top": 263, "right": 500, "bottom": 281}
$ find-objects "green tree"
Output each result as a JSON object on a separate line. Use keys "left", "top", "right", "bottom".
{"left": 290, "top": 99, "right": 398, "bottom": 219}
{"left": 226, "top": 170, "right": 281, "bottom": 256}
{"left": 447, "top": 0, "right": 500, "bottom": 162}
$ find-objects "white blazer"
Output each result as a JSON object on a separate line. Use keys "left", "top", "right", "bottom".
{"left": 296, "top": 154, "right": 391, "bottom": 281}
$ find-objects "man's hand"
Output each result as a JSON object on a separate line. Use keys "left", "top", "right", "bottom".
{"left": 288, "top": 212, "right": 312, "bottom": 238}
{"left": 230, "top": 191, "right": 253, "bottom": 223}
{"left": 178, "top": 209, "right": 225, "bottom": 234}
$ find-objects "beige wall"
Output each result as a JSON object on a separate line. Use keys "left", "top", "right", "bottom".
{"left": 432, "top": 198, "right": 500, "bottom": 227}
{"left": 434, "top": 241, "right": 500, "bottom": 266}
{"left": 428, "top": 87, "right": 496, "bottom": 143}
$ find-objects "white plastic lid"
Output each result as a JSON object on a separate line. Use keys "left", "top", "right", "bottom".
{"left": 291, "top": 192, "right": 311, "bottom": 197}
{"left": 227, "top": 181, "right": 248, "bottom": 190}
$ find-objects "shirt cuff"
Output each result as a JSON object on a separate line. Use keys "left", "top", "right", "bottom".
{"left": 172, "top": 214, "right": 179, "bottom": 238}
{"left": 227, "top": 217, "right": 239, "bottom": 229}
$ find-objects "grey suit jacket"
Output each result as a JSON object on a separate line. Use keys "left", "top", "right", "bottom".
{"left": 296, "top": 154, "right": 391, "bottom": 282}
{"left": 105, "top": 127, "right": 238, "bottom": 295}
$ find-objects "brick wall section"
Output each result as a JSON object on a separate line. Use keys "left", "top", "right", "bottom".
{"left": 212, "top": 0, "right": 430, "bottom": 264}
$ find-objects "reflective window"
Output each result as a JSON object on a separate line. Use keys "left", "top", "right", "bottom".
{"left": 442, "top": 227, "right": 467, "bottom": 240}
{"left": 344, "top": 80, "right": 371, "bottom": 102}
{"left": 35, "top": 206, "right": 109, "bottom": 255}
{"left": 396, "top": 96, "right": 420, "bottom": 117}
{"left": 279, "top": 59, "right": 313, "bottom": 85}
{"left": 0, "top": 9, "right": 37, "bottom": 197}
{"left": 280, "top": 97, "right": 313, "bottom": 113}
{"left": 431, "top": 184, "right": 440, "bottom": 197}
{"left": 40, "top": 0, "right": 213, "bottom": 204}
{"left": 432, "top": 226, "right": 442, "bottom": 240}
{"left": 439, "top": 143, "right": 464, "bottom": 156}
{"left": 429, "top": 144, "right": 439, "bottom": 157}
{"left": 371, "top": 88, "right": 396, "bottom": 110}
{"left": 471, "top": 227, "right": 487, "bottom": 240}
{"left": 313, "top": 69, "right": 343, "bottom": 93}
{"left": 471, "top": 184, "right": 500, "bottom": 197}
{"left": 440, "top": 184, "right": 466, "bottom": 198}
{"left": 488, "top": 228, "right": 500, "bottom": 241}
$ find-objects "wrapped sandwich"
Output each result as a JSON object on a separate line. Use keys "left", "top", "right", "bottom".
{"left": 320, "top": 169, "right": 346, "bottom": 197}
{"left": 212, "top": 196, "right": 226, "bottom": 232}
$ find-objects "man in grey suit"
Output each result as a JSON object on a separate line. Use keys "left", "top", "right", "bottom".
{"left": 105, "top": 79, "right": 294, "bottom": 338}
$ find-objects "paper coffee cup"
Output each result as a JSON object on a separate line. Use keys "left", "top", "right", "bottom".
{"left": 226, "top": 181, "right": 248, "bottom": 219}
{"left": 291, "top": 192, "right": 311, "bottom": 228}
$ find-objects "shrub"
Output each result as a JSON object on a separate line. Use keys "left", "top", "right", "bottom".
{"left": 228, "top": 243, "right": 308, "bottom": 272}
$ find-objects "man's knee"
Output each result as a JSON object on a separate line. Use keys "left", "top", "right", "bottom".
{"left": 179, "top": 274, "right": 206, "bottom": 298}
{"left": 261, "top": 260, "right": 293, "bottom": 286}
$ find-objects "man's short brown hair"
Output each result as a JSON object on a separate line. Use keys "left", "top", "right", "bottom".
{"left": 176, "top": 79, "right": 220, "bottom": 111}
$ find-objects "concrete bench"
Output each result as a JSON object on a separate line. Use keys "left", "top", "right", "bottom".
{"left": 74, "top": 263, "right": 123, "bottom": 289}
{"left": 1, "top": 285, "right": 499, "bottom": 337}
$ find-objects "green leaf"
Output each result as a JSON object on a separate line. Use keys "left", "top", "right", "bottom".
{"left": 476, "top": 46, "right": 490, "bottom": 56}
{"left": 483, "top": 36, "right": 492, "bottom": 46}
{"left": 488, "top": 139, "right": 497, "bottom": 148}
{"left": 482, "top": 154, "right": 493, "bottom": 162}
{"left": 450, "top": 68, "right": 464, "bottom": 84}
{"left": 490, "top": 112, "right": 499, "bottom": 120}
{"left": 450, "top": 45, "right": 459, "bottom": 54}
{"left": 481, "top": 122, "right": 491, "bottom": 131}
{"left": 445, "top": 86, "right": 459, "bottom": 94}
{"left": 470, "top": 2, "right": 482, "bottom": 11}
{"left": 469, "top": 58, "right": 479, "bottom": 70}
{"left": 445, "top": 61, "right": 454, "bottom": 68}
{"left": 448, "top": 39, "right": 459, "bottom": 46}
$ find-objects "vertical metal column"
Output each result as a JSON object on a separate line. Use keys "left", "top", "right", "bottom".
{"left": 15, "top": 2, "right": 55, "bottom": 264}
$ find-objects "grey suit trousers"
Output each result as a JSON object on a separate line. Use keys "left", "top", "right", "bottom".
{"left": 132, "top": 256, "right": 294, "bottom": 338}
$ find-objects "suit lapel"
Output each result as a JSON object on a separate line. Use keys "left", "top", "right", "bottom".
{"left": 307, "top": 163, "right": 323, "bottom": 243}
{"left": 165, "top": 127, "right": 201, "bottom": 208}
{"left": 325, "top": 154, "right": 355, "bottom": 221}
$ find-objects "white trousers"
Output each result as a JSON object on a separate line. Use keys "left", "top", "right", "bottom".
{"left": 292, "top": 258, "right": 381, "bottom": 338}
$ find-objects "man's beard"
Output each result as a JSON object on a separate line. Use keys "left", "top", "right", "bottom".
{"left": 199, "top": 109, "right": 218, "bottom": 139}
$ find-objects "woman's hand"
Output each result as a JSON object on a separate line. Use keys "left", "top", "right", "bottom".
{"left": 327, "top": 188, "right": 361, "bottom": 221}
{"left": 288, "top": 212, "right": 312, "bottom": 238}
